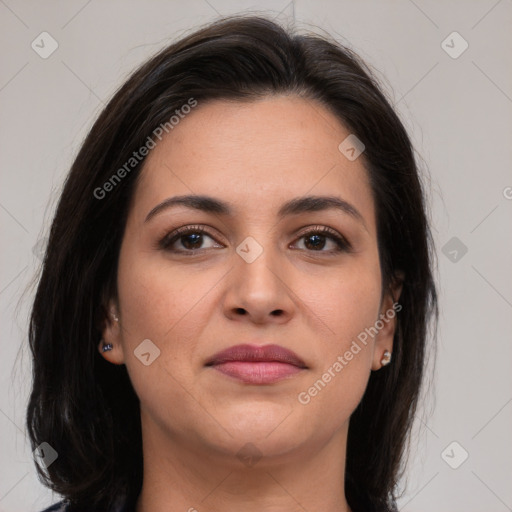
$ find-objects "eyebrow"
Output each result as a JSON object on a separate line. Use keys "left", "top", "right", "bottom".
{"left": 144, "top": 194, "right": 367, "bottom": 229}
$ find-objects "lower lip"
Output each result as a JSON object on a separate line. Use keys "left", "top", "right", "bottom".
{"left": 210, "top": 361, "right": 303, "bottom": 384}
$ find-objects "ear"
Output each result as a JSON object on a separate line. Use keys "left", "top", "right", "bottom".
{"left": 371, "top": 272, "right": 404, "bottom": 371}
{"left": 97, "top": 300, "right": 126, "bottom": 365}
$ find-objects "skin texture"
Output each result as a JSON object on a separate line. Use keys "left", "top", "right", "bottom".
{"left": 100, "top": 96, "right": 402, "bottom": 512}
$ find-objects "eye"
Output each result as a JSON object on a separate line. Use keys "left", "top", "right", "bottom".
{"left": 292, "top": 226, "right": 351, "bottom": 253}
{"left": 157, "top": 225, "right": 351, "bottom": 255}
{"left": 157, "top": 225, "right": 224, "bottom": 253}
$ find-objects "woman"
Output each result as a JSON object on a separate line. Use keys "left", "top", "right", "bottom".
{"left": 28, "top": 15, "right": 438, "bottom": 512}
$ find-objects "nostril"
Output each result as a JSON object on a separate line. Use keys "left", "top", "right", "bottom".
{"left": 271, "top": 310, "right": 284, "bottom": 316}
{"left": 235, "top": 308, "right": 246, "bottom": 315}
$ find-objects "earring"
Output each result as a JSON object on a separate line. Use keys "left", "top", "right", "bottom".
{"left": 380, "top": 350, "right": 392, "bottom": 367}
{"left": 102, "top": 342, "right": 113, "bottom": 352}
{"left": 112, "top": 313, "right": 119, "bottom": 322}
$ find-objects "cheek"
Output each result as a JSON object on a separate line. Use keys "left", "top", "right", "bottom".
{"left": 115, "top": 250, "right": 219, "bottom": 391}
{"left": 296, "top": 255, "right": 381, "bottom": 417}
{"left": 117, "top": 243, "right": 223, "bottom": 337}
{"left": 305, "top": 254, "right": 382, "bottom": 345}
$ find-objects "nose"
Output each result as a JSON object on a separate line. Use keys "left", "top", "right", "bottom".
{"left": 222, "top": 243, "right": 296, "bottom": 325}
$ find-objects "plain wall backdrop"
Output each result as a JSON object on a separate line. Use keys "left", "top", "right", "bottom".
{"left": 1, "top": 1, "right": 511, "bottom": 511}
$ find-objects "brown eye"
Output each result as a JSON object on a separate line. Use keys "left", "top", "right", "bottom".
{"left": 179, "top": 232, "right": 205, "bottom": 250}
{"left": 158, "top": 226, "right": 224, "bottom": 253}
{"left": 303, "top": 233, "right": 329, "bottom": 250}
{"left": 293, "top": 227, "right": 351, "bottom": 253}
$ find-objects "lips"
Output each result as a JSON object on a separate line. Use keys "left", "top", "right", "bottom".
{"left": 205, "top": 344, "right": 307, "bottom": 384}
{"left": 206, "top": 344, "right": 307, "bottom": 368}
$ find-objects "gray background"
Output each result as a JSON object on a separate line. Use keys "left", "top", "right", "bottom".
{"left": 1, "top": 1, "right": 511, "bottom": 511}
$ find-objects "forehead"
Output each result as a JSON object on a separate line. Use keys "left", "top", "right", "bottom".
{"left": 133, "top": 96, "right": 375, "bottom": 230}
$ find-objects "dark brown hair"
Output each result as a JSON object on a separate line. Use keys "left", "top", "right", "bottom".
{"left": 26, "top": 15, "right": 438, "bottom": 511}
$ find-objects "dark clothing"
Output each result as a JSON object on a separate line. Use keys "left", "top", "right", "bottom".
{"left": 40, "top": 493, "right": 133, "bottom": 512}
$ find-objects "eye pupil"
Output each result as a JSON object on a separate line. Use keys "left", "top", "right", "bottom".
{"left": 182, "top": 233, "right": 202, "bottom": 249}
{"left": 305, "top": 234, "right": 325, "bottom": 250}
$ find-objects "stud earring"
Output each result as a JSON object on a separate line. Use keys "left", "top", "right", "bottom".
{"left": 380, "top": 350, "right": 392, "bottom": 367}
{"left": 112, "top": 313, "right": 119, "bottom": 322}
{"left": 102, "top": 342, "right": 113, "bottom": 352}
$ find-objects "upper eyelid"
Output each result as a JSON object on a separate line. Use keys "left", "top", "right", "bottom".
{"left": 294, "top": 225, "right": 343, "bottom": 237}
{"left": 165, "top": 224, "right": 345, "bottom": 239}
{"left": 159, "top": 225, "right": 220, "bottom": 246}
{"left": 292, "top": 226, "right": 352, "bottom": 251}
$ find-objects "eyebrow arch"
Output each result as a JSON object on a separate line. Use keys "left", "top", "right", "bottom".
{"left": 145, "top": 195, "right": 232, "bottom": 223}
{"left": 144, "top": 194, "right": 367, "bottom": 230}
{"left": 277, "top": 196, "right": 367, "bottom": 230}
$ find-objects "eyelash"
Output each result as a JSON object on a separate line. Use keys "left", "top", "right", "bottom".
{"left": 157, "top": 224, "right": 352, "bottom": 255}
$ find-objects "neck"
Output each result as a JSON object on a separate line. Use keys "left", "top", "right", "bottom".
{"left": 135, "top": 410, "right": 352, "bottom": 512}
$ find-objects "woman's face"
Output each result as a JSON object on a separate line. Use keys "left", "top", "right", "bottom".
{"left": 101, "top": 95, "right": 400, "bottom": 461}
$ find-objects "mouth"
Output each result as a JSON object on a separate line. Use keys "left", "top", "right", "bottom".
{"left": 205, "top": 344, "right": 307, "bottom": 385}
